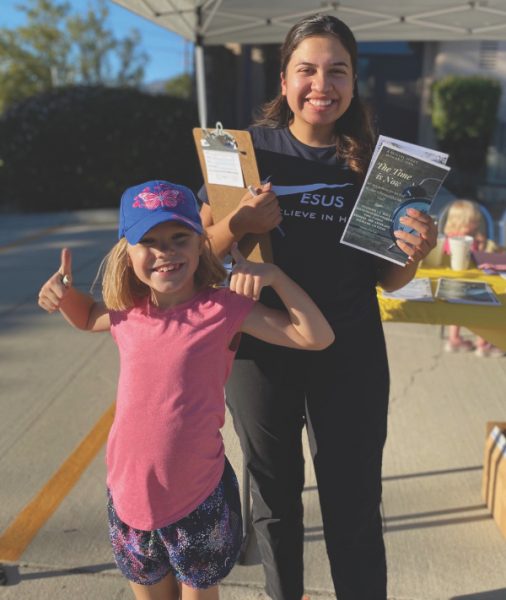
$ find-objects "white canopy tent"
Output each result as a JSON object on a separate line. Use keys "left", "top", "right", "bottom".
{"left": 112, "top": 0, "right": 506, "bottom": 127}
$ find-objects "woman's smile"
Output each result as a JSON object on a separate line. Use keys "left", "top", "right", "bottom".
{"left": 305, "top": 97, "right": 336, "bottom": 111}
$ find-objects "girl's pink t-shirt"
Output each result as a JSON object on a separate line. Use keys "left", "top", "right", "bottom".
{"left": 107, "top": 287, "right": 254, "bottom": 531}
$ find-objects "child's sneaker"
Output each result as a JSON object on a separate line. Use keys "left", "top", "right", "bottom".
{"left": 475, "top": 343, "right": 505, "bottom": 358}
{"left": 489, "top": 346, "right": 506, "bottom": 358}
{"left": 444, "top": 339, "right": 474, "bottom": 353}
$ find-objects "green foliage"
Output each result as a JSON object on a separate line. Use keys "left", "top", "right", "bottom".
{"left": 165, "top": 73, "right": 193, "bottom": 99}
{"left": 431, "top": 76, "right": 501, "bottom": 142}
{"left": 0, "top": 86, "right": 200, "bottom": 211}
{"left": 431, "top": 75, "right": 502, "bottom": 195}
{"left": 0, "top": 0, "right": 148, "bottom": 113}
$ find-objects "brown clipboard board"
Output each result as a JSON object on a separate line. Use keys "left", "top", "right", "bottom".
{"left": 193, "top": 127, "right": 273, "bottom": 263}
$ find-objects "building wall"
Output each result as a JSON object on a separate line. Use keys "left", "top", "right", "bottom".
{"left": 357, "top": 42, "right": 424, "bottom": 143}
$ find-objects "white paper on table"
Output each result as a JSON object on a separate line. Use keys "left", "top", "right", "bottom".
{"left": 382, "top": 277, "right": 434, "bottom": 302}
{"left": 202, "top": 147, "right": 244, "bottom": 188}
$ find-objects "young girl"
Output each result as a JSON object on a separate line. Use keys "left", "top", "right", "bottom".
{"left": 443, "top": 199, "right": 503, "bottom": 356}
{"left": 200, "top": 14, "right": 438, "bottom": 600}
{"left": 443, "top": 199, "right": 493, "bottom": 256}
{"left": 37, "top": 179, "right": 334, "bottom": 600}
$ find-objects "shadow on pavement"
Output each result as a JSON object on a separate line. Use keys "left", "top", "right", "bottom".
{"left": 451, "top": 590, "right": 506, "bottom": 599}
{"left": 0, "top": 562, "right": 117, "bottom": 586}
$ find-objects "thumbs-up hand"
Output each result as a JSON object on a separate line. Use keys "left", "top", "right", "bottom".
{"left": 229, "top": 243, "right": 278, "bottom": 301}
{"left": 38, "top": 248, "right": 73, "bottom": 313}
{"left": 59, "top": 247, "right": 72, "bottom": 287}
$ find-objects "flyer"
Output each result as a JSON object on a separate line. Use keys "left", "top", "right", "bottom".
{"left": 435, "top": 278, "right": 500, "bottom": 306}
{"left": 341, "top": 140, "right": 450, "bottom": 266}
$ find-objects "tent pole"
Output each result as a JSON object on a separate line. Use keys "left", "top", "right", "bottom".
{"left": 195, "top": 36, "right": 207, "bottom": 129}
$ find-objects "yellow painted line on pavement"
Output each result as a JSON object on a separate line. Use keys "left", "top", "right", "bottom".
{"left": 0, "top": 403, "right": 115, "bottom": 562}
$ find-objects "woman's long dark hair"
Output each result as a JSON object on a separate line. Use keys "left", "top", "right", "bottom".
{"left": 255, "top": 14, "right": 376, "bottom": 181}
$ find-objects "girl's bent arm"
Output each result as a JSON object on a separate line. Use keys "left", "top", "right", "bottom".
{"left": 230, "top": 247, "right": 334, "bottom": 350}
{"left": 241, "top": 295, "right": 334, "bottom": 350}
{"left": 59, "top": 290, "right": 110, "bottom": 332}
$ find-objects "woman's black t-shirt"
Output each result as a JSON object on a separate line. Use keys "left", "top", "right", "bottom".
{"left": 248, "top": 125, "right": 380, "bottom": 332}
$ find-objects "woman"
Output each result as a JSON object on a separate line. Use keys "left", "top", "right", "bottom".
{"left": 200, "top": 14, "right": 437, "bottom": 600}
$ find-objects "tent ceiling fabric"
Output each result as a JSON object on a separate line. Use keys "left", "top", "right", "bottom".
{"left": 113, "top": 0, "right": 506, "bottom": 43}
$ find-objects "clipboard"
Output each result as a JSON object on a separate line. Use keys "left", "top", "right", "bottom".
{"left": 193, "top": 124, "right": 273, "bottom": 263}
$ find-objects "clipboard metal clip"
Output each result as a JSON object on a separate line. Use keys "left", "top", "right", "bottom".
{"left": 201, "top": 121, "right": 238, "bottom": 152}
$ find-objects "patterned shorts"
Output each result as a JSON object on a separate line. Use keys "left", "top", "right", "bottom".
{"left": 107, "top": 458, "right": 243, "bottom": 588}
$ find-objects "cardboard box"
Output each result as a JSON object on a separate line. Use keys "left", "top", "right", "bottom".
{"left": 481, "top": 422, "right": 506, "bottom": 538}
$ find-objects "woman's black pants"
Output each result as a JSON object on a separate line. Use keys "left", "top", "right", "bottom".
{"left": 226, "top": 317, "right": 390, "bottom": 600}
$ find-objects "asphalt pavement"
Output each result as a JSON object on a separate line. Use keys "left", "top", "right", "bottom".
{"left": 0, "top": 210, "right": 505, "bottom": 600}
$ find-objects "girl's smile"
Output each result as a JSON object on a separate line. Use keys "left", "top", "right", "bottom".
{"left": 127, "top": 221, "right": 202, "bottom": 308}
{"left": 152, "top": 262, "right": 183, "bottom": 275}
{"left": 281, "top": 34, "right": 354, "bottom": 146}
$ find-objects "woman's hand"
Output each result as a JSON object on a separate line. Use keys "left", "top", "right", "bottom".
{"left": 229, "top": 244, "right": 278, "bottom": 301}
{"left": 38, "top": 248, "right": 73, "bottom": 313}
{"left": 230, "top": 182, "right": 282, "bottom": 236}
{"left": 393, "top": 208, "right": 437, "bottom": 263}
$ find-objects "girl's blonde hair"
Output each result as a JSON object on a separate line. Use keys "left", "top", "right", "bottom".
{"left": 443, "top": 199, "right": 486, "bottom": 237}
{"left": 100, "top": 234, "right": 227, "bottom": 311}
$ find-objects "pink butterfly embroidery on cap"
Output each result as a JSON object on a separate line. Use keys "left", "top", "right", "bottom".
{"left": 132, "top": 183, "right": 183, "bottom": 210}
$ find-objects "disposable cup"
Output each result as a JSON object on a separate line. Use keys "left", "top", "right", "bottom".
{"left": 422, "top": 234, "right": 445, "bottom": 268}
{"left": 449, "top": 235, "right": 473, "bottom": 271}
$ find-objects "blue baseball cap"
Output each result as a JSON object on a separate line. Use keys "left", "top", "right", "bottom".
{"left": 118, "top": 180, "right": 203, "bottom": 244}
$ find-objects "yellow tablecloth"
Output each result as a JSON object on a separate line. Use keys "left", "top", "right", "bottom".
{"left": 378, "top": 261, "right": 506, "bottom": 351}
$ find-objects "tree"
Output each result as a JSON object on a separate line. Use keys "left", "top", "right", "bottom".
{"left": 0, "top": 86, "right": 200, "bottom": 211}
{"left": 431, "top": 75, "right": 501, "bottom": 197}
{"left": 164, "top": 73, "right": 193, "bottom": 99}
{"left": 0, "top": 0, "right": 148, "bottom": 113}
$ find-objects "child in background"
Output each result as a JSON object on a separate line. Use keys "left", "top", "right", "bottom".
{"left": 443, "top": 199, "right": 495, "bottom": 255}
{"left": 443, "top": 199, "right": 503, "bottom": 357}
{"left": 37, "top": 180, "right": 334, "bottom": 600}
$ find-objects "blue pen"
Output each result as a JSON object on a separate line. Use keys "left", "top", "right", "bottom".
{"left": 247, "top": 184, "right": 285, "bottom": 237}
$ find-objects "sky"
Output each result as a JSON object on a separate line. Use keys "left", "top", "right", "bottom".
{"left": 1, "top": 0, "right": 191, "bottom": 83}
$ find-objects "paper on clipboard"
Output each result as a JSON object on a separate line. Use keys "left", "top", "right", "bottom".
{"left": 201, "top": 146, "right": 244, "bottom": 187}
{"left": 199, "top": 123, "right": 244, "bottom": 186}
{"left": 193, "top": 125, "right": 273, "bottom": 263}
